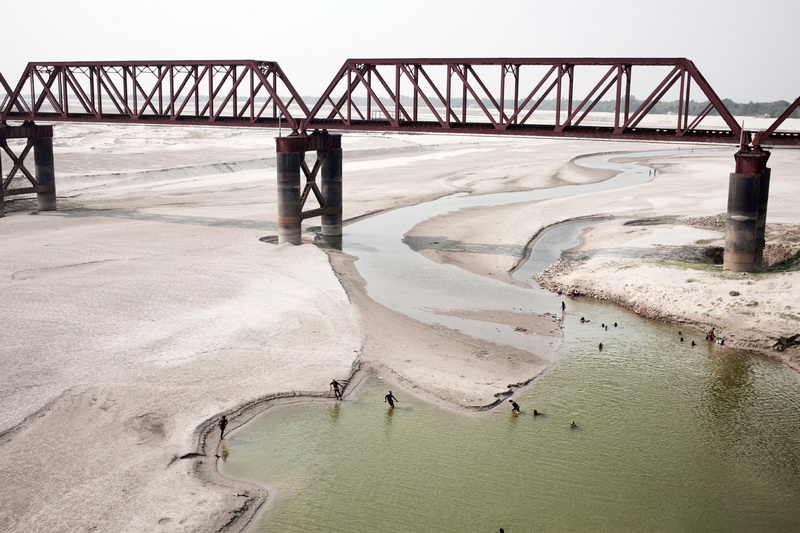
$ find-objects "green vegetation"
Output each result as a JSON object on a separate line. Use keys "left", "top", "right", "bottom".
{"left": 721, "top": 99, "right": 800, "bottom": 119}
{"left": 650, "top": 258, "right": 721, "bottom": 272}
{"left": 780, "top": 313, "right": 800, "bottom": 322}
{"left": 748, "top": 263, "right": 800, "bottom": 276}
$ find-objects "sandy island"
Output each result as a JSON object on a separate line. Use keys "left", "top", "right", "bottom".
{"left": 1, "top": 123, "right": 798, "bottom": 531}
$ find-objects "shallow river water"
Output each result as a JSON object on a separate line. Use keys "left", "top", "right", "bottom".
{"left": 221, "top": 150, "right": 800, "bottom": 532}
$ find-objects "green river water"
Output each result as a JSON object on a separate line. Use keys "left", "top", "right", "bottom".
{"left": 220, "top": 297, "right": 800, "bottom": 533}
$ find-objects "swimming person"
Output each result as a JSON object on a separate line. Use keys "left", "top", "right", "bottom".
{"left": 509, "top": 399, "right": 520, "bottom": 413}
{"left": 570, "top": 421, "right": 578, "bottom": 429}
{"left": 384, "top": 391, "right": 398, "bottom": 408}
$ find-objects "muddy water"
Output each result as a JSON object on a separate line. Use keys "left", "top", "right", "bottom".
{"left": 221, "top": 150, "right": 800, "bottom": 532}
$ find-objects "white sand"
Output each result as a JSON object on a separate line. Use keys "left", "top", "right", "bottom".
{"left": 1, "top": 123, "right": 798, "bottom": 531}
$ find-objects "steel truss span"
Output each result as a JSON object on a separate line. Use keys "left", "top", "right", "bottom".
{"left": 1, "top": 58, "right": 799, "bottom": 146}
{"left": 305, "top": 58, "right": 798, "bottom": 146}
{"left": 0, "top": 61, "right": 309, "bottom": 131}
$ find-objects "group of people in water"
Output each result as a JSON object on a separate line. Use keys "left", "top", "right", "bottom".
{"left": 508, "top": 399, "right": 578, "bottom": 428}
{"left": 330, "top": 379, "right": 576, "bottom": 428}
{"left": 213, "top": 311, "right": 727, "bottom": 443}
{"left": 331, "top": 378, "right": 399, "bottom": 408}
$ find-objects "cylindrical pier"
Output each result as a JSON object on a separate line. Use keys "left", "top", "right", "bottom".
{"left": 277, "top": 152, "right": 304, "bottom": 245}
{"left": 723, "top": 172, "right": 760, "bottom": 272}
{"left": 723, "top": 147, "right": 771, "bottom": 272}
{"left": 276, "top": 150, "right": 303, "bottom": 245}
{"left": 320, "top": 147, "right": 343, "bottom": 247}
{"left": 34, "top": 136, "right": 56, "bottom": 211}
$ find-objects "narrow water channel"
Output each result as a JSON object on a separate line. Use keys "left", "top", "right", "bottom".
{"left": 221, "top": 150, "right": 800, "bottom": 532}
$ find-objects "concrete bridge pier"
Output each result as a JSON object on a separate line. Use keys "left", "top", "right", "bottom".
{"left": 276, "top": 148, "right": 303, "bottom": 245}
{"left": 723, "top": 146, "right": 771, "bottom": 272}
{"left": 320, "top": 145, "right": 343, "bottom": 247}
{"left": 1, "top": 123, "right": 56, "bottom": 216}
{"left": 34, "top": 136, "right": 57, "bottom": 211}
{"left": 275, "top": 133, "right": 342, "bottom": 246}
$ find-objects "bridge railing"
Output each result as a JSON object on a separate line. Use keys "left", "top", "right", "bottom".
{"left": 303, "top": 58, "right": 746, "bottom": 144}
{"left": 1, "top": 60, "right": 309, "bottom": 132}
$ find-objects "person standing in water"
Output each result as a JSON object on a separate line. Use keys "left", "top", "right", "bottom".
{"left": 509, "top": 399, "right": 520, "bottom": 413}
{"left": 330, "top": 379, "right": 343, "bottom": 400}
{"left": 385, "top": 391, "right": 398, "bottom": 408}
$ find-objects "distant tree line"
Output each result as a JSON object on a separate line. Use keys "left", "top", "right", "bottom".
{"left": 330, "top": 96, "right": 799, "bottom": 119}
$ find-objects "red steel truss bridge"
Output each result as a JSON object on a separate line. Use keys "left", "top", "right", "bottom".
{"left": 1, "top": 58, "right": 799, "bottom": 145}
{"left": 1, "top": 58, "right": 799, "bottom": 270}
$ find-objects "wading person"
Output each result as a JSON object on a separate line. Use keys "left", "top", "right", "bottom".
{"left": 384, "top": 391, "right": 398, "bottom": 408}
{"left": 218, "top": 415, "right": 228, "bottom": 440}
{"left": 330, "top": 379, "right": 342, "bottom": 400}
{"left": 509, "top": 399, "right": 520, "bottom": 413}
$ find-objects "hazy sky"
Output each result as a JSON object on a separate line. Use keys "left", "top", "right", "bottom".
{"left": 2, "top": 0, "right": 798, "bottom": 102}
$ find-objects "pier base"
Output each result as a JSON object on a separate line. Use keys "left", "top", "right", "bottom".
{"left": 723, "top": 147, "right": 771, "bottom": 272}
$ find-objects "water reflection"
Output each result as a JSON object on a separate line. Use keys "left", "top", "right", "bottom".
{"left": 328, "top": 402, "right": 341, "bottom": 423}
{"left": 704, "top": 349, "right": 755, "bottom": 418}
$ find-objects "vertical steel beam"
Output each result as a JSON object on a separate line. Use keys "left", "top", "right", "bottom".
{"left": 34, "top": 136, "right": 56, "bottom": 211}
{"left": 513, "top": 65, "right": 520, "bottom": 125}
{"left": 0, "top": 154, "right": 4, "bottom": 218}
